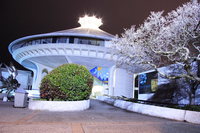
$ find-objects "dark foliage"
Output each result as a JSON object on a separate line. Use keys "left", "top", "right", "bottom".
{"left": 150, "top": 80, "right": 187, "bottom": 104}
{"left": 40, "top": 79, "right": 67, "bottom": 101}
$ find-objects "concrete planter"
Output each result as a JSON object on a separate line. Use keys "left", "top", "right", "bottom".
{"left": 114, "top": 100, "right": 132, "bottom": 109}
{"left": 28, "top": 99, "right": 90, "bottom": 111}
{"left": 97, "top": 96, "right": 200, "bottom": 124}
{"left": 104, "top": 98, "right": 115, "bottom": 105}
{"left": 185, "top": 110, "right": 200, "bottom": 124}
{"left": 126, "top": 102, "right": 185, "bottom": 121}
{"left": 96, "top": 96, "right": 109, "bottom": 101}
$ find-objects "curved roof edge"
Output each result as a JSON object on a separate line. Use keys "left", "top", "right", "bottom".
{"left": 53, "top": 27, "right": 114, "bottom": 39}
{"left": 9, "top": 27, "right": 114, "bottom": 54}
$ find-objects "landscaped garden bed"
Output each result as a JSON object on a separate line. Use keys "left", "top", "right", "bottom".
{"left": 97, "top": 96, "right": 200, "bottom": 124}
{"left": 28, "top": 64, "right": 93, "bottom": 111}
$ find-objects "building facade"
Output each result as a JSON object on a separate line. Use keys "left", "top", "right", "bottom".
{"left": 8, "top": 16, "right": 134, "bottom": 98}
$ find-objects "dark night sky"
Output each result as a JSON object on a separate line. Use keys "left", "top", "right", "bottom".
{"left": 0, "top": 0, "right": 189, "bottom": 70}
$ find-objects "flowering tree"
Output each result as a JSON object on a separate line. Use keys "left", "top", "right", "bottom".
{"left": 112, "top": 1, "right": 200, "bottom": 104}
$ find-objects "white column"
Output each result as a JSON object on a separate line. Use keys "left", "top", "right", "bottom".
{"left": 113, "top": 67, "right": 133, "bottom": 98}
{"left": 31, "top": 69, "right": 38, "bottom": 90}
{"left": 108, "top": 65, "right": 116, "bottom": 96}
{"left": 65, "top": 56, "right": 72, "bottom": 63}
{"left": 31, "top": 63, "right": 52, "bottom": 90}
{"left": 132, "top": 74, "right": 139, "bottom": 98}
{"left": 32, "top": 64, "right": 42, "bottom": 90}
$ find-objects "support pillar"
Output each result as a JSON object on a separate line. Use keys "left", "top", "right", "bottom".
{"left": 108, "top": 65, "right": 116, "bottom": 96}
{"left": 112, "top": 67, "right": 133, "bottom": 98}
{"left": 31, "top": 63, "right": 52, "bottom": 90}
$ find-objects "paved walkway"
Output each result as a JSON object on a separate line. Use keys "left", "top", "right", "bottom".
{"left": 0, "top": 100, "right": 199, "bottom": 133}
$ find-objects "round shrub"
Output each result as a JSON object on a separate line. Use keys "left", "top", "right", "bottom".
{"left": 40, "top": 64, "right": 93, "bottom": 101}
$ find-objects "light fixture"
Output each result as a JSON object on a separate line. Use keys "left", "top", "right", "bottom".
{"left": 78, "top": 15, "right": 103, "bottom": 30}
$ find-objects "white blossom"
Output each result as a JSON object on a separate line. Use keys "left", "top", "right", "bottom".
{"left": 112, "top": 1, "right": 200, "bottom": 83}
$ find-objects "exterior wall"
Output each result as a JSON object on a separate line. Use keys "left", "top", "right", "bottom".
{"left": 11, "top": 44, "right": 113, "bottom": 65}
{"left": 113, "top": 68, "right": 133, "bottom": 98}
{"left": 104, "top": 41, "right": 112, "bottom": 48}
{"left": 11, "top": 43, "right": 115, "bottom": 91}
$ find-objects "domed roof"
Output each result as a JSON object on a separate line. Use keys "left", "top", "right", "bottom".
{"left": 50, "top": 27, "right": 114, "bottom": 40}
{"left": 41, "top": 15, "right": 114, "bottom": 40}
{"left": 9, "top": 15, "right": 114, "bottom": 53}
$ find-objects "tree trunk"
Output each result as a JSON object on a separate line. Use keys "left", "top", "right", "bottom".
{"left": 189, "top": 93, "right": 195, "bottom": 105}
{"left": 197, "top": 60, "right": 200, "bottom": 77}
{"left": 188, "top": 80, "right": 199, "bottom": 105}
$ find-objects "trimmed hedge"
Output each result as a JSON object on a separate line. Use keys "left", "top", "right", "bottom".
{"left": 40, "top": 64, "right": 93, "bottom": 101}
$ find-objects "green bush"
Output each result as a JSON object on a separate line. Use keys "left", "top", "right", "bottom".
{"left": 181, "top": 105, "right": 200, "bottom": 112}
{"left": 40, "top": 64, "right": 93, "bottom": 101}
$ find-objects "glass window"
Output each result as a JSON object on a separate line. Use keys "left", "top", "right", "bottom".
{"left": 41, "top": 38, "right": 52, "bottom": 44}
{"left": 97, "top": 40, "right": 104, "bottom": 46}
{"left": 90, "top": 40, "right": 97, "bottom": 45}
{"left": 78, "top": 39, "right": 88, "bottom": 44}
{"left": 35, "top": 39, "right": 41, "bottom": 44}
{"left": 69, "top": 38, "right": 74, "bottom": 43}
{"left": 32, "top": 40, "right": 36, "bottom": 45}
{"left": 20, "top": 42, "right": 26, "bottom": 47}
{"left": 73, "top": 38, "right": 78, "bottom": 44}
{"left": 26, "top": 41, "right": 32, "bottom": 46}
{"left": 52, "top": 37, "right": 57, "bottom": 43}
{"left": 56, "top": 37, "right": 68, "bottom": 43}
{"left": 75, "top": 37, "right": 105, "bottom": 46}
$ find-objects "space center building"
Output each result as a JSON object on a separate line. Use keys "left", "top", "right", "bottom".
{"left": 8, "top": 16, "right": 134, "bottom": 98}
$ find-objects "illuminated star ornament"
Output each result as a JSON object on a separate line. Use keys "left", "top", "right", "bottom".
{"left": 78, "top": 15, "right": 103, "bottom": 30}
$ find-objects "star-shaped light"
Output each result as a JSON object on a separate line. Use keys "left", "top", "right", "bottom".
{"left": 78, "top": 15, "right": 103, "bottom": 29}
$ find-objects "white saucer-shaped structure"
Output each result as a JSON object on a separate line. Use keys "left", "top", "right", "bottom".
{"left": 8, "top": 16, "right": 134, "bottom": 98}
